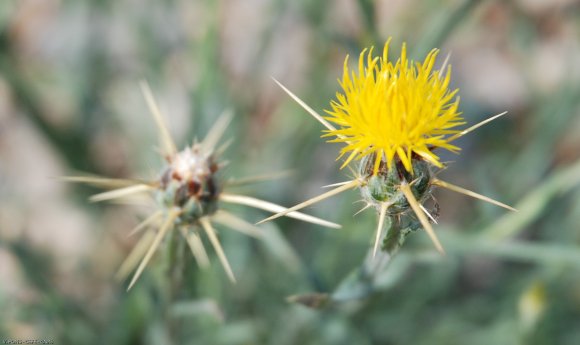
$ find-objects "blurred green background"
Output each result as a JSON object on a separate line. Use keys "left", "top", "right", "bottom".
{"left": 1, "top": 0, "right": 580, "bottom": 344}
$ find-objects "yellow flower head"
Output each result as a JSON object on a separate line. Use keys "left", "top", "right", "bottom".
{"left": 324, "top": 39, "right": 465, "bottom": 174}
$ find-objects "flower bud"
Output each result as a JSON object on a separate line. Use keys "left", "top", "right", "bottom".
{"left": 157, "top": 144, "right": 221, "bottom": 225}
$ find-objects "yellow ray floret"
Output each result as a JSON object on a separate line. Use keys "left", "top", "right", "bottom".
{"left": 324, "top": 39, "right": 466, "bottom": 173}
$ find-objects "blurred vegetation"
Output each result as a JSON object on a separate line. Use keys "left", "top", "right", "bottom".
{"left": 1, "top": 0, "right": 579, "bottom": 344}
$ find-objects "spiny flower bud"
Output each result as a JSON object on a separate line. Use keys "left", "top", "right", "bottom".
{"left": 64, "top": 81, "right": 340, "bottom": 290}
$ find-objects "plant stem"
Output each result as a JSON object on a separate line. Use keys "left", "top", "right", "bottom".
{"left": 288, "top": 215, "right": 416, "bottom": 309}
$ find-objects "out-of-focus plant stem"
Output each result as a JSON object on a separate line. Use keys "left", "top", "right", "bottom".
{"left": 484, "top": 158, "right": 580, "bottom": 241}
{"left": 438, "top": 231, "right": 580, "bottom": 265}
{"left": 0, "top": 34, "right": 96, "bottom": 172}
{"left": 157, "top": 226, "right": 188, "bottom": 344}
{"left": 0, "top": 32, "right": 105, "bottom": 174}
{"left": 412, "top": 0, "right": 481, "bottom": 58}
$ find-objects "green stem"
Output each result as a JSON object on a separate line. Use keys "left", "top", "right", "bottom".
{"left": 163, "top": 227, "right": 187, "bottom": 343}
{"left": 288, "top": 215, "right": 416, "bottom": 309}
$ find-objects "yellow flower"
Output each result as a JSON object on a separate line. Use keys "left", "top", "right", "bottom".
{"left": 261, "top": 40, "right": 515, "bottom": 255}
{"left": 324, "top": 39, "right": 465, "bottom": 174}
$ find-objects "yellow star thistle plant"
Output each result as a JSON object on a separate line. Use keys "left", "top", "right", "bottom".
{"left": 259, "top": 40, "right": 516, "bottom": 256}
{"left": 64, "top": 82, "right": 340, "bottom": 290}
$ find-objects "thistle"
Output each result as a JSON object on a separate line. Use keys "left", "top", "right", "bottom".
{"left": 64, "top": 82, "right": 340, "bottom": 290}
{"left": 259, "top": 39, "right": 516, "bottom": 256}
